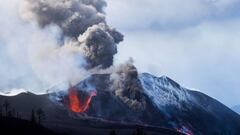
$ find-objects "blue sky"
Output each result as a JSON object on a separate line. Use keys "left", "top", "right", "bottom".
{"left": 106, "top": 0, "right": 240, "bottom": 107}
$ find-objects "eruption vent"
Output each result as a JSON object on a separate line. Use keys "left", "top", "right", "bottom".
{"left": 68, "top": 86, "right": 96, "bottom": 113}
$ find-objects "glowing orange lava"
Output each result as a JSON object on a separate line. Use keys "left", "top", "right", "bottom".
{"left": 68, "top": 87, "right": 96, "bottom": 113}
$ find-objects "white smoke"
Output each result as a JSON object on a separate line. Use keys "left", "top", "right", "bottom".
{"left": 0, "top": 0, "right": 62, "bottom": 92}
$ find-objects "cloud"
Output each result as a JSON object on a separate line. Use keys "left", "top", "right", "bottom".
{"left": 0, "top": 0, "right": 52, "bottom": 92}
{"left": 106, "top": 0, "right": 240, "bottom": 30}
{"left": 106, "top": 0, "right": 240, "bottom": 107}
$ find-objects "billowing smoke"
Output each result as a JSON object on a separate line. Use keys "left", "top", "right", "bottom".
{"left": 21, "top": 0, "right": 106, "bottom": 38}
{"left": 110, "top": 60, "right": 146, "bottom": 111}
{"left": 0, "top": 0, "right": 123, "bottom": 93}
{"left": 0, "top": 0, "right": 145, "bottom": 111}
{"left": 21, "top": 0, "right": 123, "bottom": 69}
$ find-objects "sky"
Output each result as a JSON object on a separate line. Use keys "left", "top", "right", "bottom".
{"left": 106, "top": 0, "right": 240, "bottom": 107}
{"left": 0, "top": 0, "right": 239, "bottom": 108}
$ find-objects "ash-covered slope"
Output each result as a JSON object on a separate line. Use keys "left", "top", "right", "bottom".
{"left": 139, "top": 73, "right": 240, "bottom": 135}
{"left": 232, "top": 105, "right": 240, "bottom": 114}
{"left": 73, "top": 73, "right": 240, "bottom": 135}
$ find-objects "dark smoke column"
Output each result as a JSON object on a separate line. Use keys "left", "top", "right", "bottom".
{"left": 21, "top": 0, "right": 146, "bottom": 111}
{"left": 21, "top": 0, "right": 123, "bottom": 69}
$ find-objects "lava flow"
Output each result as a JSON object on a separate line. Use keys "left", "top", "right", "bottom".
{"left": 68, "top": 86, "right": 96, "bottom": 113}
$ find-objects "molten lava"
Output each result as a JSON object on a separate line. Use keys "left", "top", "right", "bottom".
{"left": 68, "top": 87, "right": 96, "bottom": 113}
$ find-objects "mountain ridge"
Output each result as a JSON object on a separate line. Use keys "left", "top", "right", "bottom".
{"left": 0, "top": 73, "right": 239, "bottom": 135}
{"left": 232, "top": 105, "right": 240, "bottom": 114}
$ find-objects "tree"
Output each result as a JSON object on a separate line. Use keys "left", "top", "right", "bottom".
{"left": 36, "top": 108, "right": 45, "bottom": 125}
{"left": 132, "top": 128, "right": 146, "bottom": 135}
{"left": 31, "top": 109, "right": 36, "bottom": 124}
{"left": 7, "top": 110, "right": 13, "bottom": 118}
{"left": 3, "top": 100, "right": 10, "bottom": 116}
{"left": 0, "top": 105, "right": 2, "bottom": 118}
{"left": 109, "top": 130, "right": 117, "bottom": 135}
{"left": 10, "top": 108, "right": 16, "bottom": 118}
{"left": 16, "top": 112, "right": 21, "bottom": 119}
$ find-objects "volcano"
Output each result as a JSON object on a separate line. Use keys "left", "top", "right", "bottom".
{"left": 0, "top": 73, "right": 240, "bottom": 135}
{"left": 55, "top": 73, "right": 240, "bottom": 135}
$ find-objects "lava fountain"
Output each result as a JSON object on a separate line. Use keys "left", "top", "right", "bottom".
{"left": 68, "top": 86, "right": 96, "bottom": 113}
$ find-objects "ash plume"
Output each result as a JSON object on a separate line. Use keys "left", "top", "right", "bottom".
{"left": 21, "top": 0, "right": 106, "bottom": 38}
{"left": 110, "top": 60, "right": 146, "bottom": 111}
{"left": 21, "top": 0, "right": 123, "bottom": 69}
{"left": 0, "top": 0, "right": 145, "bottom": 111}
